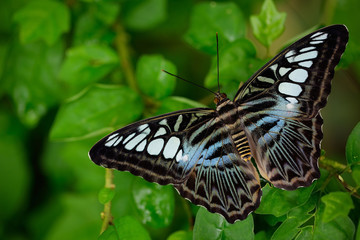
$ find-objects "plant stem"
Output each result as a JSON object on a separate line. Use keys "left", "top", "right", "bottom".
{"left": 100, "top": 168, "right": 115, "bottom": 234}
{"left": 114, "top": 22, "right": 138, "bottom": 92}
{"left": 99, "top": 21, "right": 140, "bottom": 235}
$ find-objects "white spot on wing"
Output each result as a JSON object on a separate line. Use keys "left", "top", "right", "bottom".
{"left": 299, "top": 61, "right": 313, "bottom": 68}
{"left": 105, "top": 133, "right": 124, "bottom": 147}
{"left": 113, "top": 136, "right": 123, "bottom": 146}
{"left": 147, "top": 138, "right": 164, "bottom": 155}
{"left": 286, "top": 97, "right": 298, "bottom": 104}
{"left": 293, "top": 51, "right": 318, "bottom": 62}
{"left": 285, "top": 50, "right": 295, "bottom": 58}
{"left": 300, "top": 46, "right": 316, "bottom": 52}
{"left": 163, "top": 136, "right": 181, "bottom": 159}
{"left": 278, "top": 82, "right": 302, "bottom": 96}
{"left": 123, "top": 133, "right": 136, "bottom": 144}
{"left": 107, "top": 133, "right": 119, "bottom": 141}
{"left": 176, "top": 149, "right": 183, "bottom": 162}
{"left": 288, "top": 69, "right": 308, "bottom": 83}
{"left": 105, "top": 134, "right": 121, "bottom": 147}
{"left": 258, "top": 76, "right": 275, "bottom": 84}
{"left": 138, "top": 124, "right": 149, "bottom": 132}
{"left": 279, "top": 67, "right": 291, "bottom": 76}
{"left": 159, "top": 119, "right": 168, "bottom": 127}
{"left": 310, "top": 40, "right": 323, "bottom": 44}
{"left": 313, "top": 33, "right": 328, "bottom": 41}
{"left": 154, "top": 127, "right": 167, "bottom": 138}
{"left": 269, "top": 64, "right": 278, "bottom": 71}
{"left": 136, "top": 140, "right": 147, "bottom": 152}
{"left": 311, "top": 32, "right": 322, "bottom": 38}
{"left": 174, "top": 115, "right": 183, "bottom": 131}
{"left": 125, "top": 133, "right": 148, "bottom": 150}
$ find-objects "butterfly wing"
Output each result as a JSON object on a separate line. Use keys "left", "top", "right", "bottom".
{"left": 235, "top": 25, "right": 348, "bottom": 189}
{"left": 89, "top": 108, "right": 261, "bottom": 222}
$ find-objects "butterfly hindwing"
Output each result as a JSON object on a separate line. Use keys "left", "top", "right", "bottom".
{"left": 236, "top": 25, "right": 348, "bottom": 189}
{"left": 89, "top": 108, "right": 261, "bottom": 222}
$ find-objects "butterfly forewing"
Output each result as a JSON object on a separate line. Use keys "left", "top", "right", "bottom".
{"left": 235, "top": 25, "right": 348, "bottom": 118}
{"left": 89, "top": 108, "right": 262, "bottom": 222}
{"left": 235, "top": 25, "right": 348, "bottom": 190}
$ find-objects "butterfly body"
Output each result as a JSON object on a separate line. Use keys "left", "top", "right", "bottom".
{"left": 89, "top": 25, "right": 348, "bottom": 223}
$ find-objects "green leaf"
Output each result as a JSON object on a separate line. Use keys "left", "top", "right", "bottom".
{"left": 184, "top": 2, "right": 246, "bottom": 54}
{"left": 98, "top": 187, "right": 115, "bottom": 204}
{"left": 50, "top": 84, "right": 143, "bottom": 141}
{"left": 205, "top": 39, "right": 266, "bottom": 98}
{"left": 13, "top": 0, "right": 70, "bottom": 45}
{"left": 352, "top": 166, "right": 360, "bottom": 187}
{"left": 356, "top": 220, "right": 360, "bottom": 240}
{"left": 193, "top": 208, "right": 254, "bottom": 240}
{"left": 167, "top": 230, "right": 192, "bottom": 240}
{"left": 250, "top": 0, "right": 286, "bottom": 47}
{"left": 132, "top": 177, "right": 174, "bottom": 228}
{"left": 2, "top": 40, "right": 63, "bottom": 127}
{"left": 346, "top": 122, "right": 360, "bottom": 167}
{"left": 59, "top": 45, "right": 119, "bottom": 97}
{"left": 0, "top": 112, "right": 30, "bottom": 221}
{"left": 113, "top": 216, "right": 151, "bottom": 240}
{"left": 98, "top": 225, "right": 119, "bottom": 240}
{"left": 333, "top": 0, "right": 360, "bottom": 70}
{"left": 320, "top": 192, "right": 354, "bottom": 223}
{"left": 136, "top": 55, "right": 177, "bottom": 100}
{"left": 295, "top": 226, "right": 313, "bottom": 240}
{"left": 313, "top": 201, "right": 355, "bottom": 240}
{"left": 123, "top": 0, "right": 167, "bottom": 31}
{"left": 93, "top": 1, "right": 120, "bottom": 25}
{"left": 255, "top": 183, "right": 315, "bottom": 217}
{"left": 45, "top": 194, "right": 103, "bottom": 240}
{"left": 73, "top": 10, "right": 116, "bottom": 46}
{"left": 255, "top": 231, "right": 268, "bottom": 240}
{"left": 155, "top": 96, "right": 207, "bottom": 115}
{"left": 271, "top": 196, "right": 317, "bottom": 240}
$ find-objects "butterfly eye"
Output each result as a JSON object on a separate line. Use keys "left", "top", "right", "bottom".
{"left": 214, "top": 92, "right": 228, "bottom": 104}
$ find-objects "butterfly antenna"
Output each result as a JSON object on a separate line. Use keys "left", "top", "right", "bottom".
{"left": 162, "top": 70, "right": 217, "bottom": 95}
{"left": 216, "top": 32, "right": 220, "bottom": 94}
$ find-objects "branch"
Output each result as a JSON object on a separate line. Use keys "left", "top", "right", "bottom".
{"left": 100, "top": 168, "right": 115, "bottom": 234}
{"left": 113, "top": 22, "right": 138, "bottom": 92}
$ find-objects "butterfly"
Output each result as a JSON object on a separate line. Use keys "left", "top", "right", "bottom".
{"left": 89, "top": 25, "right": 348, "bottom": 223}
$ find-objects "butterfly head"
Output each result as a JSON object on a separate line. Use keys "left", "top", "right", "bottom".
{"left": 214, "top": 92, "right": 228, "bottom": 105}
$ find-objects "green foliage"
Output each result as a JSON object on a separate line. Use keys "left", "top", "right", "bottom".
{"left": 205, "top": 39, "right": 266, "bottom": 98}
{"left": 321, "top": 192, "right": 354, "bottom": 222}
{"left": 1, "top": 0, "right": 360, "bottom": 239}
{"left": 50, "top": 85, "right": 143, "bottom": 141}
{"left": 99, "top": 187, "right": 115, "bottom": 205}
{"left": 59, "top": 45, "right": 119, "bottom": 97}
{"left": 193, "top": 208, "right": 254, "bottom": 240}
{"left": 184, "top": 2, "right": 246, "bottom": 54}
{"left": 136, "top": 54, "right": 177, "bottom": 99}
{"left": 132, "top": 178, "right": 175, "bottom": 228}
{"left": 250, "top": 0, "right": 286, "bottom": 47}
{"left": 255, "top": 183, "right": 315, "bottom": 217}
{"left": 167, "top": 230, "right": 192, "bottom": 240}
{"left": 123, "top": 0, "right": 167, "bottom": 31}
{"left": 346, "top": 122, "right": 360, "bottom": 166}
{"left": 13, "top": 0, "right": 70, "bottom": 45}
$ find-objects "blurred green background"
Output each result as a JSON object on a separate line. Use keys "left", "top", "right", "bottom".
{"left": 0, "top": 0, "right": 359, "bottom": 239}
